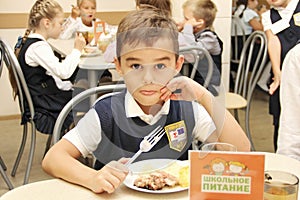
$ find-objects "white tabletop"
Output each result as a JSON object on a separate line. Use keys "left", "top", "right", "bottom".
{"left": 1, "top": 152, "right": 300, "bottom": 200}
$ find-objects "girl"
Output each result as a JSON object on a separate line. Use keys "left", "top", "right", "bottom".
{"left": 11, "top": 0, "right": 86, "bottom": 134}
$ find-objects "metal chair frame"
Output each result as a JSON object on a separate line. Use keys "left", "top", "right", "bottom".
{"left": 231, "top": 15, "right": 247, "bottom": 65}
{"left": 230, "top": 31, "right": 268, "bottom": 150}
{"left": 179, "top": 46, "right": 214, "bottom": 89}
{"left": 0, "top": 44, "right": 14, "bottom": 190}
{"left": 52, "top": 84, "right": 126, "bottom": 144}
{"left": 0, "top": 37, "right": 36, "bottom": 184}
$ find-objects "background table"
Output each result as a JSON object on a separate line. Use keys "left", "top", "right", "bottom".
{"left": 1, "top": 152, "right": 300, "bottom": 200}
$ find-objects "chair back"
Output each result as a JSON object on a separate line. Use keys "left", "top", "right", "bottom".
{"left": 0, "top": 37, "right": 35, "bottom": 120}
{"left": 179, "top": 46, "right": 214, "bottom": 89}
{"left": 52, "top": 84, "right": 126, "bottom": 144}
{"left": 231, "top": 15, "right": 246, "bottom": 64}
{"left": 234, "top": 31, "right": 268, "bottom": 101}
{"left": 0, "top": 44, "right": 3, "bottom": 77}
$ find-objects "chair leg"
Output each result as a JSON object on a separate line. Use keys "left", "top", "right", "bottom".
{"left": 11, "top": 124, "right": 28, "bottom": 177}
{"left": 43, "top": 134, "right": 52, "bottom": 157}
{"left": 0, "top": 157, "right": 14, "bottom": 190}
{"left": 0, "top": 156, "right": 7, "bottom": 171}
{"left": 23, "top": 122, "right": 36, "bottom": 184}
{"left": 246, "top": 106, "right": 255, "bottom": 151}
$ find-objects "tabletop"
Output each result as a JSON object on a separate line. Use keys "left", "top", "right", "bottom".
{"left": 1, "top": 152, "right": 300, "bottom": 200}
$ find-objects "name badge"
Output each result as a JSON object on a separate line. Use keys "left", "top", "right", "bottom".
{"left": 293, "top": 12, "right": 300, "bottom": 26}
{"left": 165, "top": 120, "right": 187, "bottom": 152}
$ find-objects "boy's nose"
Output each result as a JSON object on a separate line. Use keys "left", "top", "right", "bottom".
{"left": 142, "top": 67, "right": 155, "bottom": 84}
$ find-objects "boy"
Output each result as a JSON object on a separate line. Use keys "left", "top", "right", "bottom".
{"left": 178, "top": 0, "right": 223, "bottom": 95}
{"left": 42, "top": 9, "right": 250, "bottom": 194}
{"left": 261, "top": 0, "right": 300, "bottom": 151}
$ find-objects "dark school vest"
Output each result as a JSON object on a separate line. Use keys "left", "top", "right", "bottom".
{"left": 270, "top": 1, "right": 300, "bottom": 67}
{"left": 93, "top": 91, "right": 196, "bottom": 169}
{"left": 18, "top": 38, "right": 63, "bottom": 96}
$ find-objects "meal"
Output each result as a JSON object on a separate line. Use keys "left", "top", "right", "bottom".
{"left": 133, "top": 161, "right": 189, "bottom": 191}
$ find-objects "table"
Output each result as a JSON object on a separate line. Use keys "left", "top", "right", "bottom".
{"left": 1, "top": 152, "right": 300, "bottom": 200}
{"left": 48, "top": 38, "right": 116, "bottom": 103}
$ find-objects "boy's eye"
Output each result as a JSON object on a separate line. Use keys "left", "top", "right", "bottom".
{"left": 155, "top": 63, "right": 166, "bottom": 69}
{"left": 131, "top": 64, "right": 143, "bottom": 70}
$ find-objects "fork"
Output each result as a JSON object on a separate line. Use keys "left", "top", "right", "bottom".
{"left": 125, "top": 126, "right": 165, "bottom": 166}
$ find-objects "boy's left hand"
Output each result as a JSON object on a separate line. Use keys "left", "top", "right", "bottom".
{"left": 160, "top": 76, "right": 205, "bottom": 102}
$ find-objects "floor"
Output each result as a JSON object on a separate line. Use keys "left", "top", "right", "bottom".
{"left": 0, "top": 88, "right": 274, "bottom": 196}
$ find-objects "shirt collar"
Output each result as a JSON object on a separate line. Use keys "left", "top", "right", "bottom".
{"left": 274, "top": 0, "right": 298, "bottom": 12}
{"left": 28, "top": 33, "right": 46, "bottom": 41}
{"left": 125, "top": 91, "right": 170, "bottom": 124}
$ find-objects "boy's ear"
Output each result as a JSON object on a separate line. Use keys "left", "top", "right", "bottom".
{"left": 114, "top": 57, "right": 124, "bottom": 76}
{"left": 175, "top": 55, "right": 185, "bottom": 74}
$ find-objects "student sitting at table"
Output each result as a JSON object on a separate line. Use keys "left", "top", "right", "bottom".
{"left": 42, "top": 8, "right": 250, "bottom": 194}
{"left": 11, "top": 0, "right": 86, "bottom": 135}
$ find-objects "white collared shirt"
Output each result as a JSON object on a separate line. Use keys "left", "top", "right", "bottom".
{"left": 25, "top": 33, "right": 81, "bottom": 90}
{"left": 277, "top": 43, "right": 300, "bottom": 161}
{"left": 261, "top": 0, "right": 299, "bottom": 34}
{"left": 64, "top": 91, "right": 216, "bottom": 157}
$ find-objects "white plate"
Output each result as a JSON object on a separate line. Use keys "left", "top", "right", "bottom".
{"left": 81, "top": 48, "right": 102, "bottom": 57}
{"left": 124, "top": 159, "right": 188, "bottom": 194}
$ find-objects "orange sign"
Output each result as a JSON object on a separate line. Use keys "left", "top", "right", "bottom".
{"left": 189, "top": 151, "right": 265, "bottom": 200}
{"left": 94, "top": 21, "right": 105, "bottom": 44}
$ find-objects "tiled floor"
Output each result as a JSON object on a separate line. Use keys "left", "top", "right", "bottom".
{"left": 0, "top": 88, "right": 274, "bottom": 196}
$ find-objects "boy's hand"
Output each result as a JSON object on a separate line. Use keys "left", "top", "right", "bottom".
{"left": 71, "top": 5, "right": 80, "bottom": 19}
{"left": 89, "top": 160, "right": 129, "bottom": 194}
{"left": 160, "top": 76, "right": 204, "bottom": 102}
{"left": 74, "top": 33, "right": 86, "bottom": 52}
{"left": 185, "top": 18, "right": 203, "bottom": 28}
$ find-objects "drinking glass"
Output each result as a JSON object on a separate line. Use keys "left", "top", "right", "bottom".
{"left": 264, "top": 170, "right": 299, "bottom": 200}
{"left": 201, "top": 142, "right": 237, "bottom": 152}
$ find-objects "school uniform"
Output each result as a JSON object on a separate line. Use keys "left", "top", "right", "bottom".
{"left": 63, "top": 90, "right": 216, "bottom": 169}
{"left": 18, "top": 34, "right": 82, "bottom": 134}
{"left": 261, "top": 0, "right": 300, "bottom": 148}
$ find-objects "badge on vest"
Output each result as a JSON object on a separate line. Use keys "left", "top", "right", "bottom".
{"left": 165, "top": 120, "right": 187, "bottom": 152}
{"left": 294, "top": 12, "right": 300, "bottom": 26}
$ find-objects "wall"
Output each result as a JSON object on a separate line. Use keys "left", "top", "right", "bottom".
{"left": 0, "top": 0, "right": 232, "bottom": 117}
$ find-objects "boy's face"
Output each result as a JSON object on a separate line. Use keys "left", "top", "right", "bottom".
{"left": 266, "top": 0, "right": 290, "bottom": 7}
{"left": 115, "top": 38, "right": 184, "bottom": 108}
{"left": 79, "top": 0, "right": 96, "bottom": 22}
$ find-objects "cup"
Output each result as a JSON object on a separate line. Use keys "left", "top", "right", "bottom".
{"left": 264, "top": 170, "right": 299, "bottom": 200}
{"left": 201, "top": 142, "right": 237, "bottom": 152}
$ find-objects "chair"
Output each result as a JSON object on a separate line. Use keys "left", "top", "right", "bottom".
{"left": 179, "top": 46, "right": 216, "bottom": 94}
{"left": 0, "top": 37, "right": 38, "bottom": 184}
{"left": 231, "top": 15, "right": 247, "bottom": 65}
{"left": 52, "top": 84, "right": 126, "bottom": 144}
{"left": 0, "top": 44, "right": 14, "bottom": 190}
{"left": 226, "top": 31, "right": 268, "bottom": 150}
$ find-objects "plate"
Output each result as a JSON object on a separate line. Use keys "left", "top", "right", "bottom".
{"left": 124, "top": 159, "right": 189, "bottom": 194}
{"left": 81, "top": 47, "right": 102, "bottom": 57}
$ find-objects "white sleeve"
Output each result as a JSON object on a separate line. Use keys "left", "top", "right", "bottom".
{"left": 25, "top": 40, "right": 81, "bottom": 79}
{"left": 60, "top": 17, "right": 80, "bottom": 40}
{"left": 277, "top": 45, "right": 300, "bottom": 160}
{"left": 243, "top": 9, "right": 259, "bottom": 23}
{"left": 192, "top": 102, "right": 216, "bottom": 142}
{"left": 63, "top": 109, "right": 102, "bottom": 157}
{"left": 261, "top": 10, "right": 272, "bottom": 31}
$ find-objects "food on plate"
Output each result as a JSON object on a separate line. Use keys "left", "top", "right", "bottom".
{"left": 83, "top": 45, "right": 98, "bottom": 54}
{"left": 134, "top": 170, "right": 179, "bottom": 190}
{"left": 133, "top": 161, "right": 190, "bottom": 190}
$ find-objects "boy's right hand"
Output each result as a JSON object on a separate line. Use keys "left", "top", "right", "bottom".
{"left": 89, "top": 160, "right": 129, "bottom": 194}
{"left": 74, "top": 33, "right": 86, "bottom": 52}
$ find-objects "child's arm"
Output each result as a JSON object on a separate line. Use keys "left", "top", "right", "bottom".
{"left": 160, "top": 76, "right": 251, "bottom": 152}
{"left": 42, "top": 139, "right": 129, "bottom": 193}
{"left": 60, "top": 6, "right": 81, "bottom": 40}
{"left": 265, "top": 29, "right": 281, "bottom": 95}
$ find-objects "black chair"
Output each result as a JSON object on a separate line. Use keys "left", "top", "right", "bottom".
{"left": 0, "top": 37, "right": 50, "bottom": 184}
{"left": 226, "top": 31, "right": 268, "bottom": 150}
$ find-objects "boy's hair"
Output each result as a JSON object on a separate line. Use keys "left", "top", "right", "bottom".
{"left": 77, "top": 0, "right": 96, "bottom": 7}
{"left": 12, "top": 0, "right": 63, "bottom": 99}
{"left": 182, "top": 0, "right": 217, "bottom": 29}
{"left": 135, "top": 0, "right": 172, "bottom": 16}
{"left": 116, "top": 9, "right": 179, "bottom": 60}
